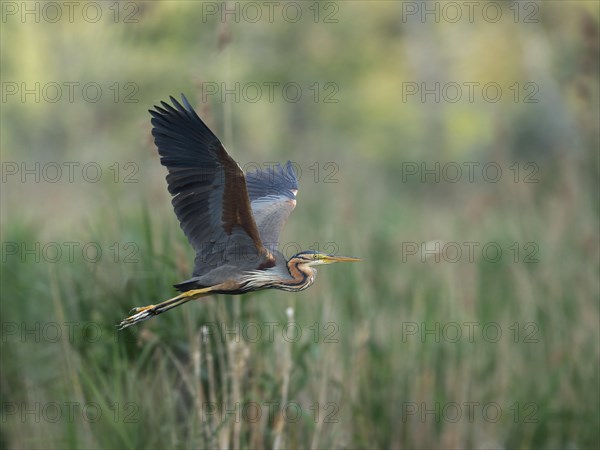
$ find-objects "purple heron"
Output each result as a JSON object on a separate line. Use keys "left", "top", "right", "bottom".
{"left": 118, "top": 95, "right": 359, "bottom": 329}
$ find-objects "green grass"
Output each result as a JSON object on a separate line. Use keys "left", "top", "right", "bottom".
{"left": 1, "top": 156, "right": 598, "bottom": 449}
{"left": 1, "top": 2, "right": 599, "bottom": 448}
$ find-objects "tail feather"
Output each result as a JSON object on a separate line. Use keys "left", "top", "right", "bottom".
{"left": 117, "top": 287, "right": 213, "bottom": 330}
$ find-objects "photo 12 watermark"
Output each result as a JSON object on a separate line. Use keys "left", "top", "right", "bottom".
{"left": 1, "top": 241, "right": 140, "bottom": 264}
{"left": 199, "top": 401, "right": 339, "bottom": 424}
{"left": 401, "top": 82, "right": 539, "bottom": 104}
{"left": 1, "top": 162, "right": 139, "bottom": 184}
{"left": 400, "top": 1, "right": 539, "bottom": 24}
{"left": 400, "top": 241, "right": 540, "bottom": 264}
{"left": 200, "top": 1, "right": 339, "bottom": 24}
{"left": 1, "top": 401, "right": 139, "bottom": 424}
{"left": 1, "top": 1, "right": 140, "bottom": 24}
{"left": 401, "top": 401, "right": 538, "bottom": 423}
{"left": 399, "top": 162, "right": 540, "bottom": 184}
{"left": 200, "top": 320, "right": 340, "bottom": 344}
{"left": 241, "top": 161, "right": 340, "bottom": 183}
{"left": 400, "top": 321, "right": 541, "bottom": 344}
{"left": 199, "top": 81, "right": 339, "bottom": 104}
{"left": 1, "top": 81, "right": 139, "bottom": 104}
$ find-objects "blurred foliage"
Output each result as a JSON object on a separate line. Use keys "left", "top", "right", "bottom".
{"left": 1, "top": 1, "right": 599, "bottom": 449}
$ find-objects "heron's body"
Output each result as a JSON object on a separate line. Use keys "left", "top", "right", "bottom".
{"left": 118, "top": 95, "right": 358, "bottom": 329}
{"left": 174, "top": 250, "right": 312, "bottom": 293}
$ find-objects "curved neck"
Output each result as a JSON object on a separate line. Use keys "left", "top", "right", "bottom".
{"left": 277, "top": 259, "right": 315, "bottom": 292}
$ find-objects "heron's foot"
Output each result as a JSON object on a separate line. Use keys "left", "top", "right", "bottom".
{"left": 118, "top": 304, "right": 157, "bottom": 330}
{"left": 129, "top": 304, "right": 156, "bottom": 314}
{"left": 117, "top": 288, "right": 216, "bottom": 330}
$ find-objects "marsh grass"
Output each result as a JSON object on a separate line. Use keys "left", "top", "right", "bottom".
{"left": 1, "top": 2, "right": 599, "bottom": 447}
{"left": 1, "top": 154, "right": 598, "bottom": 449}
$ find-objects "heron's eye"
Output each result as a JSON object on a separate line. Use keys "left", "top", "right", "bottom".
{"left": 313, "top": 254, "right": 318, "bottom": 259}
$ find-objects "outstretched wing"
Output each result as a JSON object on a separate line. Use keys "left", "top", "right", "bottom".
{"left": 149, "top": 94, "right": 272, "bottom": 276}
{"left": 245, "top": 161, "right": 298, "bottom": 251}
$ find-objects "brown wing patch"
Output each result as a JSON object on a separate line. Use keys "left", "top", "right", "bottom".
{"left": 215, "top": 143, "right": 269, "bottom": 258}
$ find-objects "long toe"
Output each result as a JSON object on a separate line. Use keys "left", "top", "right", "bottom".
{"left": 129, "top": 304, "right": 155, "bottom": 314}
{"left": 118, "top": 307, "right": 157, "bottom": 330}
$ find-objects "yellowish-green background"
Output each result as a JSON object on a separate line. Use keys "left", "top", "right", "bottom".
{"left": 1, "top": 1, "right": 598, "bottom": 448}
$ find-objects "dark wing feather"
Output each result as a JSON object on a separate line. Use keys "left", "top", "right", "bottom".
{"left": 149, "top": 94, "right": 272, "bottom": 276}
{"left": 245, "top": 161, "right": 298, "bottom": 250}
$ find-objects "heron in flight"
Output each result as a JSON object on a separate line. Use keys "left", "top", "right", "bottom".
{"left": 118, "top": 95, "right": 359, "bottom": 329}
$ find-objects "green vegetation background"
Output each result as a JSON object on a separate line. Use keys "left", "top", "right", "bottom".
{"left": 1, "top": 1, "right": 598, "bottom": 448}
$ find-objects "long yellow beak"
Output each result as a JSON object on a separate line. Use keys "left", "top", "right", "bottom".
{"left": 324, "top": 255, "right": 362, "bottom": 263}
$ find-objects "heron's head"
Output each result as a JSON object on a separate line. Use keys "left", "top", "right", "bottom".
{"left": 291, "top": 251, "right": 361, "bottom": 267}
